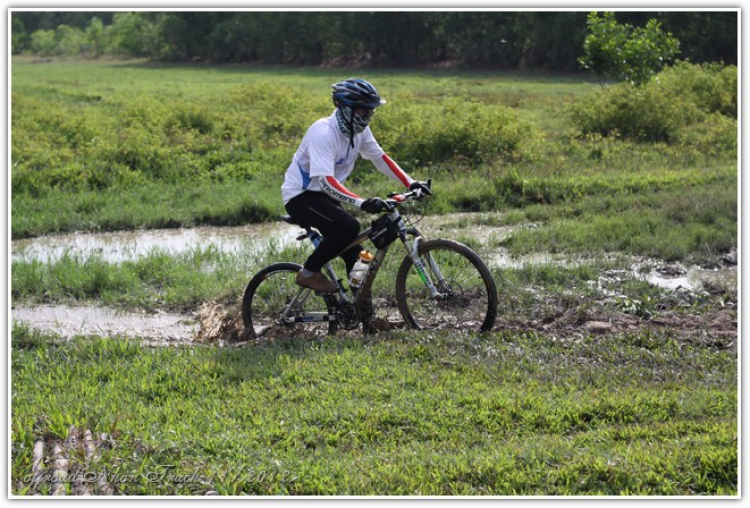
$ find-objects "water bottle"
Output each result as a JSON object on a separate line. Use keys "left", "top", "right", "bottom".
{"left": 348, "top": 250, "right": 374, "bottom": 289}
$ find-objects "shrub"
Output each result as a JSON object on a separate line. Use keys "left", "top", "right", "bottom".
{"left": 29, "top": 30, "right": 56, "bottom": 57}
{"left": 228, "top": 83, "right": 329, "bottom": 144}
{"left": 165, "top": 104, "right": 215, "bottom": 135}
{"left": 376, "top": 93, "right": 531, "bottom": 167}
{"left": 569, "top": 62, "right": 737, "bottom": 144}
{"left": 654, "top": 61, "right": 737, "bottom": 118}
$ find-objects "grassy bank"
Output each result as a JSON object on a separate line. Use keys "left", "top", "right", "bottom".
{"left": 11, "top": 58, "right": 737, "bottom": 267}
{"left": 10, "top": 325, "right": 737, "bottom": 496}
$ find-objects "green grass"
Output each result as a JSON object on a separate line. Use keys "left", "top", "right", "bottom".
{"left": 11, "top": 238, "right": 311, "bottom": 311}
{"left": 10, "top": 58, "right": 737, "bottom": 267}
{"left": 10, "top": 58, "right": 738, "bottom": 497}
{"left": 12, "top": 179, "right": 282, "bottom": 239}
{"left": 10, "top": 325, "right": 737, "bottom": 496}
{"left": 498, "top": 174, "right": 737, "bottom": 262}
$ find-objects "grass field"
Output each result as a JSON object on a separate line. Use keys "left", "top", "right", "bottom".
{"left": 10, "top": 325, "right": 737, "bottom": 496}
{"left": 9, "top": 57, "right": 738, "bottom": 496}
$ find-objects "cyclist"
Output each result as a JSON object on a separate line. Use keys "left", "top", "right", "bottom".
{"left": 282, "top": 78, "right": 430, "bottom": 293}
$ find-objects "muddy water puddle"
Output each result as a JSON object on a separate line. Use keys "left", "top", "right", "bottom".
{"left": 489, "top": 251, "right": 738, "bottom": 293}
{"left": 11, "top": 305, "right": 199, "bottom": 346}
{"left": 12, "top": 223, "right": 299, "bottom": 263}
{"left": 11, "top": 213, "right": 508, "bottom": 264}
{"left": 10, "top": 213, "right": 736, "bottom": 342}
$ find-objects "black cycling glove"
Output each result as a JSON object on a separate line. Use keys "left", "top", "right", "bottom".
{"left": 360, "top": 197, "right": 388, "bottom": 213}
{"left": 409, "top": 180, "right": 432, "bottom": 196}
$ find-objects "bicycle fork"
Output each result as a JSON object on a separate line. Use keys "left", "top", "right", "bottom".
{"left": 403, "top": 235, "right": 445, "bottom": 299}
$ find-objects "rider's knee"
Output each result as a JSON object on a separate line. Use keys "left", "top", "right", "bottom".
{"left": 340, "top": 215, "right": 360, "bottom": 239}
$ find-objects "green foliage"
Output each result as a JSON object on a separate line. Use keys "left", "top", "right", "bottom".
{"left": 377, "top": 93, "right": 530, "bottom": 167}
{"left": 10, "top": 61, "right": 737, "bottom": 269}
{"left": 569, "top": 62, "right": 737, "bottom": 144}
{"left": 11, "top": 14, "right": 29, "bottom": 54}
{"left": 10, "top": 69, "right": 532, "bottom": 198}
{"left": 579, "top": 12, "right": 681, "bottom": 85}
{"left": 29, "top": 29, "right": 56, "bottom": 57}
{"left": 11, "top": 328, "right": 737, "bottom": 495}
{"left": 655, "top": 60, "right": 738, "bottom": 118}
{"left": 107, "top": 12, "right": 155, "bottom": 57}
{"left": 12, "top": 11, "right": 736, "bottom": 70}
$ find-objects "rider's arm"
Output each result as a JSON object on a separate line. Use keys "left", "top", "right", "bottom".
{"left": 316, "top": 176, "right": 365, "bottom": 208}
{"left": 372, "top": 154, "right": 414, "bottom": 189}
{"left": 358, "top": 130, "right": 414, "bottom": 189}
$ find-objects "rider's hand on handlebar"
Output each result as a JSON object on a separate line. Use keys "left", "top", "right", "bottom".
{"left": 360, "top": 197, "right": 388, "bottom": 213}
{"left": 409, "top": 180, "right": 432, "bottom": 196}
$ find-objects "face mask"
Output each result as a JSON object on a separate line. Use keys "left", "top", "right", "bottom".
{"left": 336, "top": 106, "right": 374, "bottom": 135}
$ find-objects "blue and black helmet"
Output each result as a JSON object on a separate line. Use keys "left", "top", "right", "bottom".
{"left": 331, "top": 78, "right": 386, "bottom": 110}
{"left": 332, "top": 78, "right": 385, "bottom": 142}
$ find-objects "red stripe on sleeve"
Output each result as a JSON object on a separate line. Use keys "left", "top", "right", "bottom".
{"left": 382, "top": 154, "right": 410, "bottom": 188}
{"left": 325, "top": 176, "right": 362, "bottom": 199}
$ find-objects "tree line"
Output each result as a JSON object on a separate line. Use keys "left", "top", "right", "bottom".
{"left": 11, "top": 11, "right": 737, "bottom": 70}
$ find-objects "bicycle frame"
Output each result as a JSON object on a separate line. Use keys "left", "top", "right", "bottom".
{"left": 278, "top": 204, "right": 443, "bottom": 326}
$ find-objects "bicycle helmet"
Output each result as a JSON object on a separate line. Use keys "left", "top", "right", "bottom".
{"left": 331, "top": 78, "right": 386, "bottom": 143}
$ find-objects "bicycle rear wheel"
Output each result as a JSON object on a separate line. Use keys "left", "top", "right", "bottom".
{"left": 395, "top": 239, "right": 497, "bottom": 332}
{"left": 242, "top": 262, "right": 337, "bottom": 340}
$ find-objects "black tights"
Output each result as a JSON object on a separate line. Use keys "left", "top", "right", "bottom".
{"left": 285, "top": 192, "right": 362, "bottom": 274}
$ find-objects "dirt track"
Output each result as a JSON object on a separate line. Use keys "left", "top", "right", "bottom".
{"left": 11, "top": 283, "right": 737, "bottom": 351}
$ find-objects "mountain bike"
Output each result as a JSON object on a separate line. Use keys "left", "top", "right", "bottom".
{"left": 242, "top": 185, "right": 498, "bottom": 339}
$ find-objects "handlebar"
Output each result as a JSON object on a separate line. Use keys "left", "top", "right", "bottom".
{"left": 383, "top": 179, "right": 432, "bottom": 211}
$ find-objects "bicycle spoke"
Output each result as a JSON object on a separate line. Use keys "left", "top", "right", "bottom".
{"left": 242, "top": 264, "right": 336, "bottom": 339}
{"left": 396, "top": 240, "right": 497, "bottom": 332}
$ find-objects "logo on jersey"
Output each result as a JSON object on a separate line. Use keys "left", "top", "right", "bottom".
{"left": 324, "top": 186, "right": 356, "bottom": 204}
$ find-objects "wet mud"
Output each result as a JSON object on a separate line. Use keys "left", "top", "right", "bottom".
{"left": 11, "top": 215, "right": 738, "bottom": 348}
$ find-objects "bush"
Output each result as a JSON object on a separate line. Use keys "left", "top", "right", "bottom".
{"left": 29, "top": 30, "right": 56, "bottom": 57}
{"left": 569, "top": 62, "right": 737, "bottom": 143}
{"left": 227, "top": 83, "right": 329, "bottom": 144}
{"left": 376, "top": 93, "right": 531, "bottom": 167}
{"left": 654, "top": 61, "right": 737, "bottom": 118}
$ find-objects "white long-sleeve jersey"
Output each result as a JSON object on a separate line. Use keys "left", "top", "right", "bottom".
{"left": 281, "top": 110, "right": 413, "bottom": 207}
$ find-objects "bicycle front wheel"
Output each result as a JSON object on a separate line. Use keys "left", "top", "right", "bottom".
{"left": 242, "top": 262, "right": 337, "bottom": 340}
{"left": 395, "top": 239, "right": 497, "bottom": 332}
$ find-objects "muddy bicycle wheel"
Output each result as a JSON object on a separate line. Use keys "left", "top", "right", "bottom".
{"left": 242, "top": 262, "right": 337, "bottom": 340}
{"left": 395, "top": 239, "right": 497, "bottom": 332}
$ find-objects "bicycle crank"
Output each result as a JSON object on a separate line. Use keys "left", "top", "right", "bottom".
{"left": 337, "top": 302, "right": 360, "bottom": 330}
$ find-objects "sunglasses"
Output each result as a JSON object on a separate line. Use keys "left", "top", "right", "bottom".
{"left": 353, "top": 108, "right": 375, "bottom": 119}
